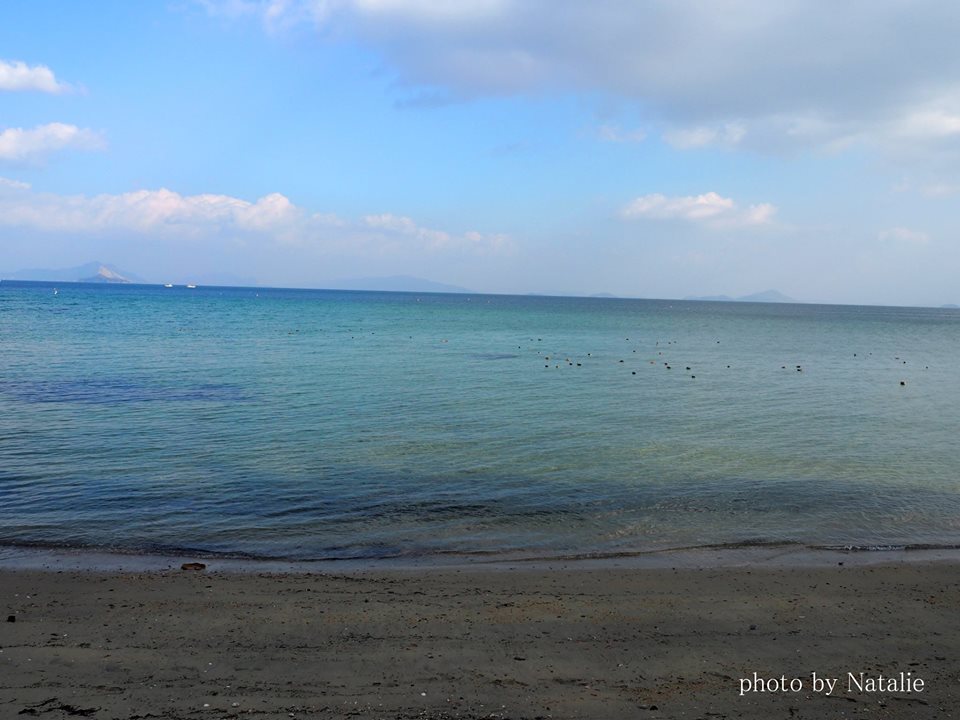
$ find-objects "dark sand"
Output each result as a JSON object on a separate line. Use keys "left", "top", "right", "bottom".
{"left": 2, "top": 560, "right": 958, "bottom": 719}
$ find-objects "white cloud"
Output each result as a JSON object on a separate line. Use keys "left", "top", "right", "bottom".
{"left": 196, "top": 0, "right": 960, "bottom": 172}
{"left": 597, "top": 124, "right": 646, "bottom": 143}
{"left": 741, "top": 203, "right": 777, "bottom": 226}
{"left": 921, "top": 183, "right": 960, "bottom": 196}
{"left": 0, "top": 183, "right": 511, "bottom": 255}
{"left": 0, "top": 60, "right": 70, "bottom": 94}
{"left": 879, "top": 227, "right": 930, "bottom": 245}
{"left": 623, "top": 192, "right": 733, "bottom": 221}
{"left": 897, "top": 109, "right": 960, "bottom": 139}
{"left": 364, "top": 212, "right": 510, "bottom": 252}
{"left": 663, "top": 122, "right": 745, "bottom": 149}
{"left": 0, "top": 123, "right": 105, "bottom": 162}
{"left": 892, "top": 178, "right": 960, "bottom": 197}
{"left": 622, "top": 191, "right": 776, "bottom": 228}
{"left": 0, "top": 176, "right": 30, "bottom": 189}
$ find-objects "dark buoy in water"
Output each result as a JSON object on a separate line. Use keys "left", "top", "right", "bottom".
{"left": 900, "top": 380, "right": 906, "bottom": 386}
{"left": 632, "top": 371, "right": 636, "bottom": 375}
{"left": 685, "top": 366, "right": 691, "bottom": 370}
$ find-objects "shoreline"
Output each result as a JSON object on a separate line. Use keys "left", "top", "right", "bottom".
{"left": 4, "top": 540, "right": 960, "bottom": 574}
{"left": 2, "top": 561, "right": 957, "bottom": 718}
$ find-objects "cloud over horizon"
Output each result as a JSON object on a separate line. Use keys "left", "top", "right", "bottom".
{"left": 0, "top": 123, "right": 105, "bottom": 163}
{"left": 0, "top": 182, "right": 512, "bottom": 257}
{"left": 622, "top": 192, "right": 776, "bottom": 228}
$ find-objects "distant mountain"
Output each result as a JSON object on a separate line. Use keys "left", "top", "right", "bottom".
{"left": 737, "top": 289, "right": 796, "bottom": 303}
{"left": 5, "top": 261, "right": 144, "bottom": 284}
{"left": 589, "top": 292, "right": 618, "bottom": 298}
{"left": 942, "top": 304, "right": 960, "bottom": 309}
{"left": 329, "top": 275, "right": 471, "bottom": 293}
{"left": 80, "top": 265, "right": 133, "bottom": 283}
{"left": 685, "top": 289, "right": 796, "bottom": 303}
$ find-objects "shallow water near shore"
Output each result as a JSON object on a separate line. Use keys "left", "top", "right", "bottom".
{"left": 2, "top": 280, "right": 960, "bottom": 561}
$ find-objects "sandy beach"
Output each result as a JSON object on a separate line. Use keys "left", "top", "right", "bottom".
{"left": 2, "top": 558, "right": 958, "bottom": 719}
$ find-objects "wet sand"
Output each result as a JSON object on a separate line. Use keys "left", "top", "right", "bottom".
{"left": 2, "top": 561, "right": 958, "bottom": 719}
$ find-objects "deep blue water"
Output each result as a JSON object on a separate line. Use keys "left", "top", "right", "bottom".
{"left": 2, "top": 280, "right": 959, "bottom": 560}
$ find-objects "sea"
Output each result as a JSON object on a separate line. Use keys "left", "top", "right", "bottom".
{"left": 2, "top": 280, "right": 959, "bottom": 563}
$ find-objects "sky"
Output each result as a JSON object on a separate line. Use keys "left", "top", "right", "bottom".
{"left": 1, "top": 1, "right": 959, "bottom": 305}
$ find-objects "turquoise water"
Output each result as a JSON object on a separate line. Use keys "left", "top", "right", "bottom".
{"left": 2, "top": 281, "right": 960, "bottom": 560}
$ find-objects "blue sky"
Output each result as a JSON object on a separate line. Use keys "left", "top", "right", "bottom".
{"left": 2, "top": 1, "right": 959, "bottom": 305}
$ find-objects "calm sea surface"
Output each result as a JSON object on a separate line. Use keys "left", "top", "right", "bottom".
{"left": 2, "top": 281, "right": 959, "bottom": 561}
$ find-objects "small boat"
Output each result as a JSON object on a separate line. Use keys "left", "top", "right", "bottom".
{"left": 163, "top": 283, "right": 173, "bottom": 288}
{"left": 186, "top": 284, "right": 197, "bottom": 289}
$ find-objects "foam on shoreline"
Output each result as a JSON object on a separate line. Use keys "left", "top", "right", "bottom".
{"left": 4, "top": 539, "right": 960, "bottom": 574}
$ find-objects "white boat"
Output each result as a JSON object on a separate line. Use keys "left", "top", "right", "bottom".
{"left": 163, "top": 283, "right": 173, "bottom": 288}
{"left": 186, "top": 284, "right": 197, "bottom": 289}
